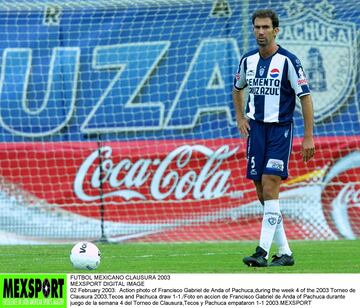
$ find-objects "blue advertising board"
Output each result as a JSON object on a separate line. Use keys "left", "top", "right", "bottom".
{"left": 0, "top": 0, "right": 358, "bottom": 141}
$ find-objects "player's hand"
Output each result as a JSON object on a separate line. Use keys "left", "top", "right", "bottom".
{"left": 301, "top": 136, "right": 315, "bottom": 162}
{"left": 236, "top": 116, "right": 250, "bottom": 137}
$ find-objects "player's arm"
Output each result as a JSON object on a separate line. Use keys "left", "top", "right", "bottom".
{"left": 233, "top": 88, "right": 250, "bottom": 137}
{"left": 287, "top": 56, "right": 315, "bottom": 162}
{"left": 299, "top": 94, "right": 315, "bottom": 162}
{"left": 233, "top": 57, "right": 249, "bottom": 137}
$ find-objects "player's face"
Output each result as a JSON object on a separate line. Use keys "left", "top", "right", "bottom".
{"left": 253, "top": 17, "right": 279, "bottom": 47}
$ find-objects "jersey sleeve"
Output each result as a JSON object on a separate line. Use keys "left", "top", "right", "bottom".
{"left": 233, "top": 57, "right": 247, "bottom": 90}
{"left": 287, "top": 57, "right": 310, "bottom": 97}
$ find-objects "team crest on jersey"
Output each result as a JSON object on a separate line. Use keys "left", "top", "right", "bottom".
{"left": 259, "top": 66, "right": 266, "bottom": 77}
{"left": 277, "top": 4, "right": 357, "bottom": 122}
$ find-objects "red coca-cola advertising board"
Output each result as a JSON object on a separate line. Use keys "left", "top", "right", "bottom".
{"left": 0, "top": 136, "right": 359, "bottom": 243}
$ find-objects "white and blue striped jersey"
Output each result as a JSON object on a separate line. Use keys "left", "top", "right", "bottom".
{"left": 234, "top": 46, "right": 310, "bottom": 123}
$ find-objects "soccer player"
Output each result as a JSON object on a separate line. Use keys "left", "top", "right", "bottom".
{"left": 233, "top": 9, "right": 315, "bottom": 267}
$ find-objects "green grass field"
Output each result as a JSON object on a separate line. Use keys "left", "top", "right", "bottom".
{"left": 1, "top": 240, "right": 359, "bottom": 273}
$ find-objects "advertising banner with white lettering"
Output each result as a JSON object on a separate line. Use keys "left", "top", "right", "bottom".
{"left": 1, "top": 136, "right": 359, "bottom": 243}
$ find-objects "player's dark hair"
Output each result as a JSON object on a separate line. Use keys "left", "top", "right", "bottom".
{"left": 252, "top": 9, "right": 279, "bottom": 28}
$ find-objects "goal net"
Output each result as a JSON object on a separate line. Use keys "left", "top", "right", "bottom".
{"left": 0, "top": 0, "right": 359, "bottom": 244}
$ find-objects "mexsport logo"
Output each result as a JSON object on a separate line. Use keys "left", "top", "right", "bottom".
{"left": 269, "top": 68, "right": 280, "bottom": 78}
{"left": 2, "top": 277, "right": 64, "bottom": 299}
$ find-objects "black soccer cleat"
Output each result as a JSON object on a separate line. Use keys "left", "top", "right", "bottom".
{"left": 269, "top": 254, "right": 295, "bottom": 266}
{"left": 243, "top": 246, "right": 268, "bottom": 267}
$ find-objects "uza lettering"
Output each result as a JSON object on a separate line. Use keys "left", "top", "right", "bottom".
{"left": 0, "top": 39, "right": 240, "bottom": 137}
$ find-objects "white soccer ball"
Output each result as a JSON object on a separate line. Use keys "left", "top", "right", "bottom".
{"left": 70, "top": 242, "right": 101, "bottom": 270}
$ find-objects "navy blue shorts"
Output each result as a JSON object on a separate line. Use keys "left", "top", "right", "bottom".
{"left": 246, "top": 119, "right": 293, "bottom": 181}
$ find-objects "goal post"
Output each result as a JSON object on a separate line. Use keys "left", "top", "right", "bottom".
{"left": 0, "top": 0, "right": 359, "bottom": 244}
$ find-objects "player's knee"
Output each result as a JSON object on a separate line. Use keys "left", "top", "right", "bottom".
{"left": 262, "top": 175, "right": 281, "bottom": 200}
{"left": 262, "top": 188, "right": 276, "bottom": 200}
{"left": 256, "top": 191, "right": 264, "bottom": 205}
{"left": 254, "top": 180, "right": 264, "bottom": 205}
